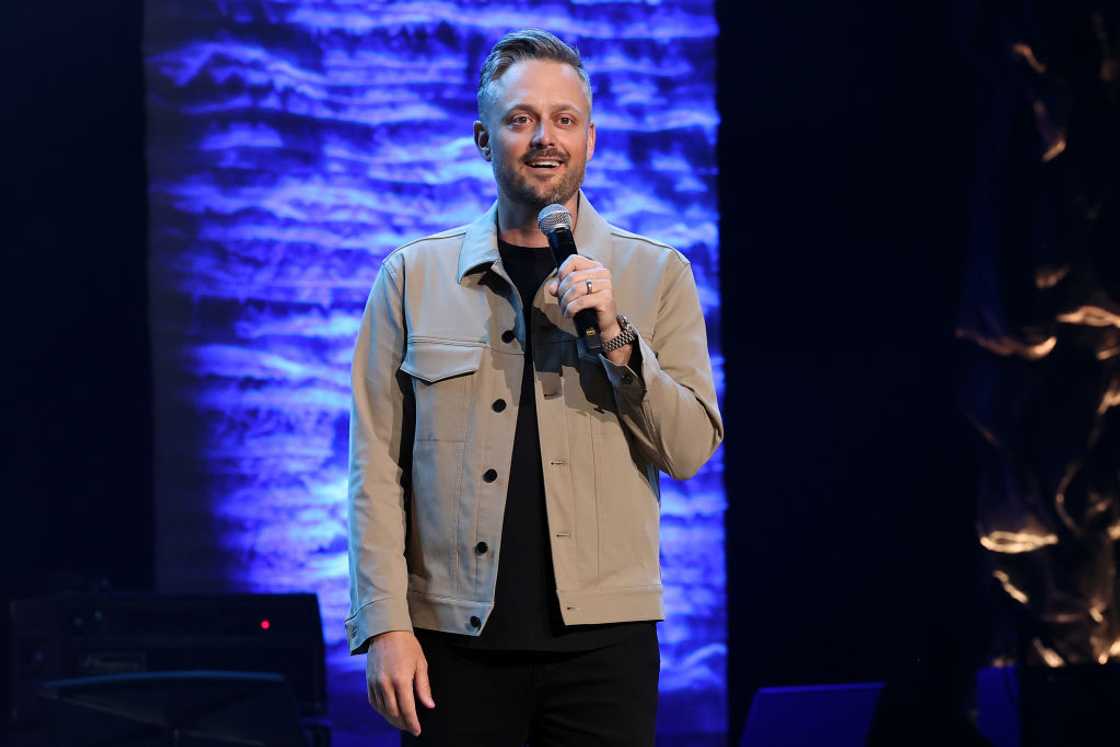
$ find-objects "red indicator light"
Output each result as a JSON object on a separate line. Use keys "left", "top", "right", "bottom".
{"left": 260, "top": 619, "right": 271, "bottom": 631}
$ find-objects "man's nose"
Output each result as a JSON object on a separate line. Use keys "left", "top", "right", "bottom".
{"left": 531, "top": 120, "right": 556, "bottom": 147}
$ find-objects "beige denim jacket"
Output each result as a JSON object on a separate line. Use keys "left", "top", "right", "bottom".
{"left": 345, "top": 192, "right": 723, "bottom": 654}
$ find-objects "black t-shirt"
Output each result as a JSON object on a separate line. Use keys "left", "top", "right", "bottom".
{"left": 435, "top": 238, "right": 651, "bottom": 651}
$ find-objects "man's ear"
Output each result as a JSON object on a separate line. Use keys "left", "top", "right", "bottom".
{"left": 586, "top": 120, "right": 596, "bottom": 162}
{"left": 473, "top": 120, "right": 491, "bottom": 161}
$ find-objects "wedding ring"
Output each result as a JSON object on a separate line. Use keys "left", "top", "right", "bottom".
{"left": 586, "top": 279, "right": 593, "bottom": 295}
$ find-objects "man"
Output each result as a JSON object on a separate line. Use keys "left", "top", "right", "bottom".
{"left": 346, "top": 28, "right": 722, "bottom": 745}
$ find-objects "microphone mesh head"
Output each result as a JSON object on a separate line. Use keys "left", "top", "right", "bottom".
{"left": 537, "top": 204, "right": 573, "bottom": 233}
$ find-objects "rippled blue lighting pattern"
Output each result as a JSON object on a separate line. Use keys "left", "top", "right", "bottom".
{"left": 146, "top": 0, "right": 721, "bottom": 736}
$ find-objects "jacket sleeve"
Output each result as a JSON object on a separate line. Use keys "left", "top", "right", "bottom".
{"left": 600, "top": 257, "right": 723, "bottom": 479}
{"left": 345, "top": 255, "right": 414, "bottom": 655}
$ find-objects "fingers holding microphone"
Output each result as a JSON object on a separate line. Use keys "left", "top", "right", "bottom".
{"left": 546, "top": 255, "right": 619, "bottom": 338}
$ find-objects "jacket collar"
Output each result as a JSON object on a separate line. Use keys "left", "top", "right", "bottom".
{"left": 457, "top": 190, "right": 610, "bottom": 283}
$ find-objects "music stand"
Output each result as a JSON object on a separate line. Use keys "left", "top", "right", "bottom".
{"left": 38, "top": 670, "right": 308, "bottom": 747}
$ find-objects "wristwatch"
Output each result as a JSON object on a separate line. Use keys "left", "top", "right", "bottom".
{"left": 601, "top": 314, "right": 638, "bottom": 353}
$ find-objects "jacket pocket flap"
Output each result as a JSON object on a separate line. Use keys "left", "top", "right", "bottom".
{"left": 400, "top": 341, "right": 483, "bottom": 384}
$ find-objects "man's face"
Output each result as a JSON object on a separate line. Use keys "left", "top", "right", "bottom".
{"left": 475, "top": 59, "right": 596, "bottom": 211}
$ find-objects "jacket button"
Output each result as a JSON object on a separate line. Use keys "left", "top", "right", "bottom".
{"left": 622, "top": 373, "right": 634, "bottom": 385}
{"left": 483, "top": 469, "right": 498, "bottom": 483}
{"left": 501, "top": 329, "right": 515, "bottom": 343}
{"left": 491, "top": 399, "right": 506, "bottom": 412}
{"left": 475, "top": 541, "right": 489, "bottom": 555}
{"left": 469, "top": 616, "right": 481, "bottom": 629}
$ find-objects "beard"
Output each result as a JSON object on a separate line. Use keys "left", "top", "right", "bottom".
{"left": 494, "top": 154, "right": 585, "bottom": 211}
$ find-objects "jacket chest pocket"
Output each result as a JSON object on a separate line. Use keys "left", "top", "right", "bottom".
{"left": 400, "top": 340, "right": 484, "bottom": 442}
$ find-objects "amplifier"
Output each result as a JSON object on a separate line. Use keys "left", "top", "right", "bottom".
{"left": 8, "top": 592, "right": 326, "bottom": 727}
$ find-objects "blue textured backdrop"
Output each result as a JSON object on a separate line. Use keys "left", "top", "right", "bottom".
{"left": 145, "top": 0, "right": 722, "bottom": 739}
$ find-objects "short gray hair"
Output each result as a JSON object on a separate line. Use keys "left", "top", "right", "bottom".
{"left": 476, "top": 29, "right": 593, "bottom": 120}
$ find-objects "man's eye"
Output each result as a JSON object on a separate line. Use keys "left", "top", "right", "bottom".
{"left": 558, "top": 116, "right": 574, "bottom": 126}
{"left": 511, "top": 115, "right": 530, "bottom": 125}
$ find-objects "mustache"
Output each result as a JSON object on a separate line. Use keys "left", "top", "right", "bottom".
{"left": 522, "top": 150, "right": 568, "bottom": 163}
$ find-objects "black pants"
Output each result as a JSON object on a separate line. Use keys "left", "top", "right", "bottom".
{"left": 401, "top": 625, "right": 660, "bottom": 747}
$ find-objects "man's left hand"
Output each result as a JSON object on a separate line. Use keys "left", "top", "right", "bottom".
{"left": 546, "top": 255, "right": 631, "bottom": 365}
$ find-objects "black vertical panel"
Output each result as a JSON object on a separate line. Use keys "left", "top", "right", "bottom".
{"left": 0, "top": 0, "right": 152, "bottom": 732}
{"left": 718, "top": 1, "right": 982, "bottom": 741}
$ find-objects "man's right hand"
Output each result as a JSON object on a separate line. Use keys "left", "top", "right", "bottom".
{"left": 365, "top": 630, "right": 436, "bottom": 736}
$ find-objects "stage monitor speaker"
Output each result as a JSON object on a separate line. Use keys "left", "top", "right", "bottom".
{"left": 740, "top": 682, "right": 882, "bottom": 747}
{"left": 38, "top": 670, "right": 307, "bottom": 747}
{"left": 9, "top": 592, "right": 326, "bottom": 729}
{"left": 740, "top": 670, "right": 1019, "bottom": 747}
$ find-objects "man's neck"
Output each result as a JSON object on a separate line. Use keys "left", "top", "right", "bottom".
{"left": 496, "top": 192, "right": 580, "bottom": 248}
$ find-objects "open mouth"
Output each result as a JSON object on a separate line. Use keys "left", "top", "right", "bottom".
{"left": 525, "top": 157, "right": 565, "bottom": 170}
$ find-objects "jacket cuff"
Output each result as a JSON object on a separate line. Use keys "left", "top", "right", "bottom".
{"left": 599, "top": 333, "right": 652, "bottom": 398}
{"left": 345, "top": 596, "right": 414, "bottom": 655}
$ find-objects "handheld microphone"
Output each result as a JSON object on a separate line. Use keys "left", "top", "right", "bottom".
{"left": 537, "top": 204, "right": 602, "bottom": 354}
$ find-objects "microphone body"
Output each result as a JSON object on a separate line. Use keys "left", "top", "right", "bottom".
{"left": 543, "top": 223, "right": 603, "bottom": 355}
